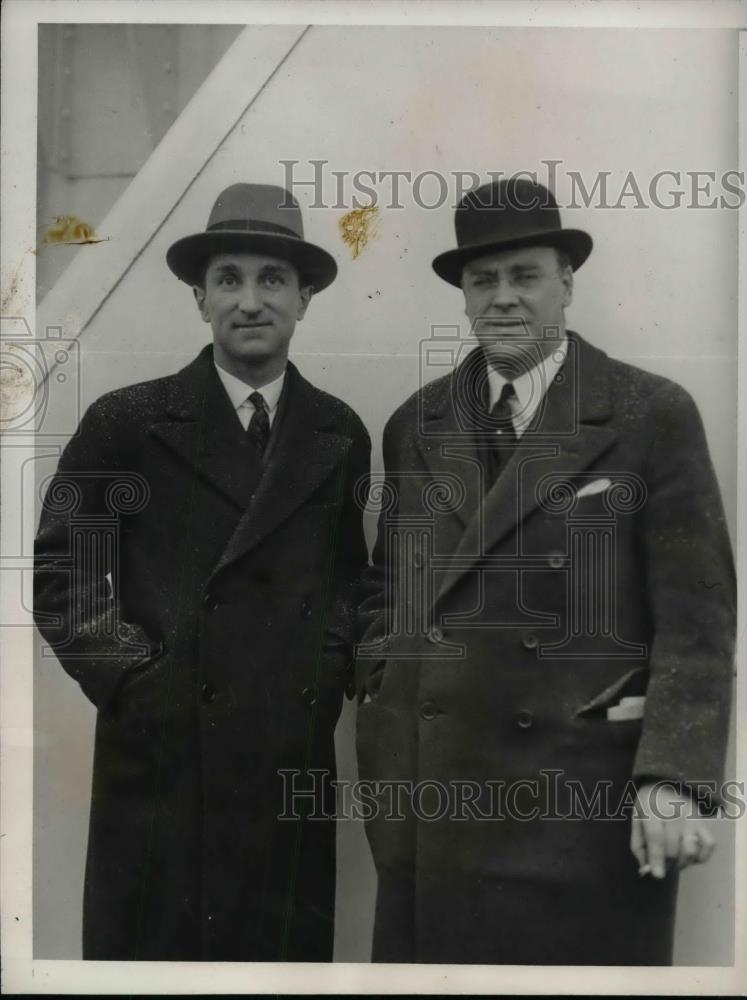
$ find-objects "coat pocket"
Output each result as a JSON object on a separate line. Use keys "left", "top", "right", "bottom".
{"left": 575, "top": 666, "right": 649, "bottom": 719}
{"left": 354, "top": 656, "right": 388, "bottom": 704}
{"left": 116, "top": 645, "right": 173, "bottom": 718}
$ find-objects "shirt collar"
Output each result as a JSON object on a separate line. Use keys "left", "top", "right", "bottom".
{"left": 487, "top": 337, "right": 568, "bottom": 434}
{"left": 214, "top": 360, "right": 286, "bottom": 414}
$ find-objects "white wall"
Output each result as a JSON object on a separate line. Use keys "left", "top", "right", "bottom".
{"left": 34, "top": 25, "right": 738, "bottom": 963}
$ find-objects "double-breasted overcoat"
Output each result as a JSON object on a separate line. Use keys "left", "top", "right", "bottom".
{"left": 35, "top": 344, "right": 370, "bottom": 961}
{"left": 356, "top": 332, "right": 735, "bottom": 964}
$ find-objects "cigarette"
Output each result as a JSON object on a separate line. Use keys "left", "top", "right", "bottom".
{"left": 638, "top": 864, "right": 652, "bottom": 876}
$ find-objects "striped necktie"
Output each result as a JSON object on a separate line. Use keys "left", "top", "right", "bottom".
{"left": 485, "top": 381, "right": 517, "bottom": 486}
{"left": 246, "top": 391, "right": 270, "bottom": 455}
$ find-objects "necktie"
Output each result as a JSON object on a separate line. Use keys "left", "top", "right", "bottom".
{"left": 246, "top": 391, "right": 270, "bottom": 455}
{"left": 486, "top": 382, "right": 517, "bottom": 486}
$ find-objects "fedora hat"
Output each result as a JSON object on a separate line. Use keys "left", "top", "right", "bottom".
{"left": 432, "top": 177, "right": 592, "bottom": 287}
{"left": 167, "top": 183, "right": 337, "bottom": 292}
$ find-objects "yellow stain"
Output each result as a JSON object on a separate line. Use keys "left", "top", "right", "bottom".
{"left": 41, "top": 215, "right": 107, "bottom": 247}
{"left": 339, "top": 205, "right": 379, "bottom": 259}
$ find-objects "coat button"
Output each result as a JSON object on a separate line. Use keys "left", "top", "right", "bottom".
{"left": 548, "top": 552, "right": 564, "bottom": 569}
{"left": 420, "top": 701, "right": 438, "bottom": 721}
{"left": 201, "top": 682, "right": 216, "bottom": 703}
{"left": 300, "top": 599, "right": 312, "bottom": 619}
{"left": 203, "top": 592, "right": 220, "bottom": 612}
{"left": 515, "top": 709, "right": 534, "bottom": 729}
{"left": 301, "top": 685, "right": 318, "bottom": 706}
{"left": 521, "top": 632, "right": 538, "bottom": 650}
{"left": 427, "top": 626, "right": 444, "bottom": 644}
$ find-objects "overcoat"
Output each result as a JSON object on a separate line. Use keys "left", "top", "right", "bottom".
{"left": 356, "top": 332, "right": 735, "bottom": 965}
{"left": 34, "top": 344, "right": 370, "bottom": 961}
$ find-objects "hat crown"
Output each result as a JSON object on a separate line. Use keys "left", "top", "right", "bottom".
{"left": 455, "top": 178, "right": 562, "bottom": 251}
{"left": 206, "top": 183, "right": 304, "bottom": 241}
{"left": 431, "top": 175, "right": 592, "bottom": 286}
{"left": 166, "top": 181, "right": 337, "bottom": 290}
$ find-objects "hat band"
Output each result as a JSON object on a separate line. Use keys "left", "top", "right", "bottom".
{"left": 206, "top": 219, "right": 300, "bottom": 239}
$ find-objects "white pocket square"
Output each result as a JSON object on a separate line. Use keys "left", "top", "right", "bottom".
{"left": 575, "top": 477, "right": 612, "bottom": 499}
{"left": 606, "top": 696, "right": 646, "bottom": 721}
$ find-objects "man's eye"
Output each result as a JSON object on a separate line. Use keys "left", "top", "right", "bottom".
{"left": 515, "top": 273, "right": 539, "bottom": 285}
{"left": 219, "top": 274, "right": 237, "bottom": 287}
{"left": 262, "top": 274, "right": 284, "bottom": 288}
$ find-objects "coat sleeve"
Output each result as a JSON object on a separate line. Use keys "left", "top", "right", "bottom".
{"left": 632, "top": 382, "right": 736, "bottom": 809}
{"left": 34, "top": 397, "right": 163, "bottom": 712}
{"left": 354, "top": 411, "right": 414, "bottom": 702}
{"left": 320, "top": 412, "right": 371, "bottom": 698}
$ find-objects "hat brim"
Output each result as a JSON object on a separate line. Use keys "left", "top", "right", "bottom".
{"left": 432, "top": 229, "right": 593, "bottom": 287}
{"left": 166, "top": 231, "right": 338, "bottom": 293}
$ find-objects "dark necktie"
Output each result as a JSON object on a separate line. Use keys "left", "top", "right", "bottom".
{"left": 246, "top": 391, "right": 270, "bottom": 455}
{"left": 485, "top": 382, "right": 517, "bottom": 486}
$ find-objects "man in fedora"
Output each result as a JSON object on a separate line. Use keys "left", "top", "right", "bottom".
{"left": 355, "top": 177, "right": 734, "bottom": 964}
{"left": 34, "top": 183, "right": 370, "bottom": 961}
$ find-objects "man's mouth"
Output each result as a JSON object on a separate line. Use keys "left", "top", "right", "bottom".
{"left": 233, "top": 321, "right": 270, "bottom": 330}
{"left": 482, "top": 318, "right": 525, "bottom": 328}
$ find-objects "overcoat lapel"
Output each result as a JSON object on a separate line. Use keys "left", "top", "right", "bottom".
{"left": 435, "top": 333, "right": 617, "bottom": 605}
{"left": 148, "top": 345, "right": 259, "bottom": 510}
{"left": 210, "top": 362, "right": 351, "bottom": 578}
{"left": 414, "top": 356, "right": 485, "bottom": 537}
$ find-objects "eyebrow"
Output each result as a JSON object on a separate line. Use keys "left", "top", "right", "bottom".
{"left": 465, "top": 267, "right": 497, "bottom": 277}
{"left": 258, "top": 263, "right": 291, "bottom": 277}
{"left": 209, "top": 262, "right": 292, "bottom": 278}
{"left": 466, "top": 263, "right": 542, "bottom": 277}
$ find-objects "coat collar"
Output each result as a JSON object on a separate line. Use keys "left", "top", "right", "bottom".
{"left": 149, "top": 344, "right": 352, "bottom": 577}
{"left": 419, "top": 330, "right": 611, "bottom": 427}
{"left": 149, "top": 344, "right": 257, "bottom": 510}
{"left": 416, "top": 332, "right": 618, "bottom": 605}
{"left": 210, "top": 360, "right": 351, "bottom": 578}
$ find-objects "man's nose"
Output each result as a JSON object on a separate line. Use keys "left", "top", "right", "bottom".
{"left": 237, "top": 283, "right": 262, "bottom": 313}
{"left": 490, "top": 279, "right": 519, "bottom": 309}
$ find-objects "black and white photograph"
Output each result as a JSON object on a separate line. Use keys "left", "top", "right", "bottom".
{"left": 1, "top": 0, "right": 745, "bottom": 993}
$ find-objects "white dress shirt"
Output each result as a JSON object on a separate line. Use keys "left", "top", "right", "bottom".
{"left": 486, "top": 338, "right": 568, "bottom": 439}
{"left": 214, "top": 361, "right": 285, "bottom": 431}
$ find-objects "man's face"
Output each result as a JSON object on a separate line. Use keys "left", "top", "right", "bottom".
{"left": 193, "top": 252, "right": 312, "bottom": 374}
{"left": 461, "top": 245, "right": 572, "bottom": 373}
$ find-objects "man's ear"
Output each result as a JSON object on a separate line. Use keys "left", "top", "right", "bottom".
{"left": 193, "top": 285, "right": 210, "bottom": 323}
{"left": 561, "top": 267, "right": 573, "bottom": 308}
{"left": 296, "top": 284, "right": 314, "bottom": 321}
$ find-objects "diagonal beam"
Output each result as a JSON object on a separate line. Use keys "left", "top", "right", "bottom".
{"left": 38, "top": 24, "right": 310, "bottom": 348}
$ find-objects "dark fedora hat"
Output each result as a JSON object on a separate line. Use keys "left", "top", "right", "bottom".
{"left": 432, "top": 177, "right": 592, "bottom": 287}
{"left": 167, "top": 183, "right": 337, "bottom": 292}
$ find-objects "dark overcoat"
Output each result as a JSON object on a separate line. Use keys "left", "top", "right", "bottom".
{"left": 356, "top": 332, "right": 735, "bottom": 965}
{"left": 34, "top": 344, "right": 370, "bottom": 961}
